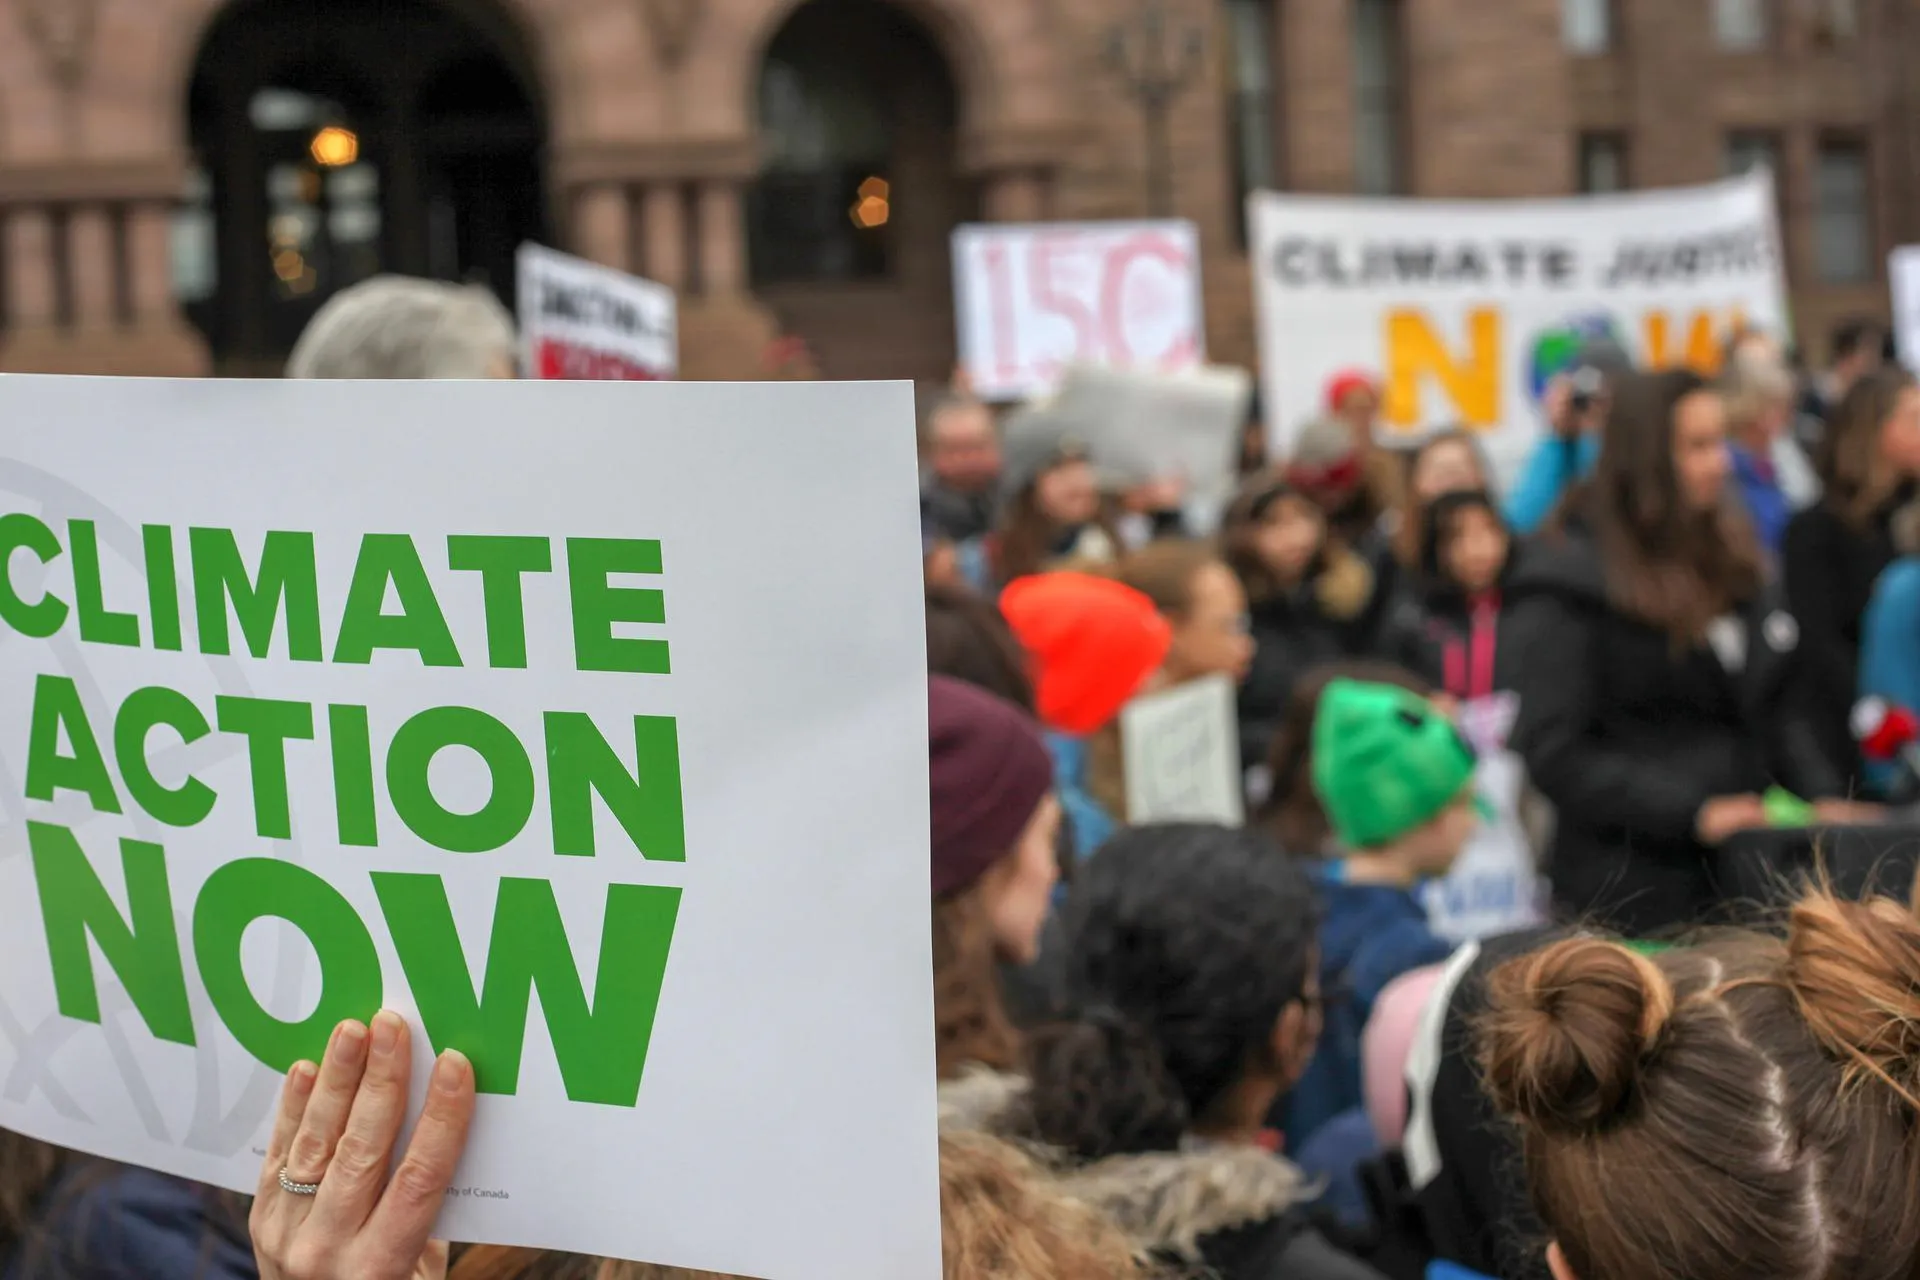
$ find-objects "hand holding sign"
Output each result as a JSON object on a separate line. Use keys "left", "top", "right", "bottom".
{"left": 250, "top": 1013, "right": 475, "bottom": 1280}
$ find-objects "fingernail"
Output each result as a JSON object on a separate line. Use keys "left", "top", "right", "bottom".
{"left": 370, "top": 1011, "right": 402, "bottom": 1057}
{"left": 288, "top": 1061, "right": 317, "bottom": 1089}
{"left": 433, "top": 1049, "right": 471, "bottom": 1094}
{"left": 334, "top": 1020, "right": 368, "bottom": 1061}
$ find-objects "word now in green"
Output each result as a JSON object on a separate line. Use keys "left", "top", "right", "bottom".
{"left": 30, "top": 821, "right": 681, "bottom": 1107}
{"left": 27, "top": 675, "right": 685, "bottom": 859}
{"left": 0, "top": 516, "right": 668, "bottom": 674}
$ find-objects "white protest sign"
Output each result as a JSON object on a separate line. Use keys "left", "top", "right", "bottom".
{"left": 1891, "top": 245, "right": 1920, "bottom": 372}
{"left": 517, "top": 242, "right": 678, "bottom": 380}
{"left": 952, "top": 220, "right": 1206, "bottom": 402}
{"left": 1422, "top": 693, "right": 1544, "bottom": 944}
{"left": 1120, "top": 675, "right": 1244, "bottom": 826}
{"left": 1003, "top": 365, "right": 1250, "bottom": 534}
{"left": 0, "top": 375, "right": 937, "bottom": 1280}
{"left": 1250, "top": 171, "right": 1787, "bottom": 482}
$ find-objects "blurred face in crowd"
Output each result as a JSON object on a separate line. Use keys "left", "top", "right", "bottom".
{"left": 1442, "top": 506, "right": 1508, "bottom": 596}
{"left": 1254, "top": 953, "right": 1326, "bottom": 1118}
{"left": 1672, "top": 389, "right": 1733, "bottom": 514}
{"left": 930, "top": 402, "right": 1002, "bottom": 494}
{"left": 1407, "top": 792, "right": 1479, "bottom": 880}
{"left": 1335, "top": 385, "right": 1380, "bottom": 438}
{"left": 1878, "top": 384, "right": 1920, "bottom": 478}
{"left": 1412, "top": 437, "right": 1485, "bottom": 503}
{"left": 1165, "top": 562, "right": 1255, "bottom": 686}
{"left": 978, "top": 794, "right": 1061, "bottom": 965}
{"left": 1838, "top": 330, "right": 1887, "bottom": 386}
{"left": 1253, "top": 494, "right": 1325, "bottom": 586}
{"left": 924, "top": 539, "right": 959, "bottom": 587}
{"left": 1034, "top": 457, "right": 1102, "bottom": 527}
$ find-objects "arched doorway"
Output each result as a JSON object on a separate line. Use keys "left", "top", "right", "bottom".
{"left": 747, "top": 0, "right": 970, "bottom": 388}
{"left": 181, "top": 0, "right": 548, "bottom": 372}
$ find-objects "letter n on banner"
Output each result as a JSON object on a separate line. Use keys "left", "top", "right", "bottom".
{"left": 1383, "top": 308, "right": 1502, "bottom": 431}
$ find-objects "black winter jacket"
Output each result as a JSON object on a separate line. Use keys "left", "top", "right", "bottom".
{"left": 938, "top": 1071, "right": 1386, "bottom": 1280}
{"left": 1498, "top": 531, "right": 1841, "bottom": 934}
{"left": 1780, "top": 496, "right": 1906, "bottom": 789}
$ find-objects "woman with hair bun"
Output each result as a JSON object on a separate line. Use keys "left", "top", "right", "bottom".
{"left": 1478, "top": 878, "right": 1920, "bottom": 1280}
{"left": 942, "top": 824, "right": 1384, "bottom": 1280}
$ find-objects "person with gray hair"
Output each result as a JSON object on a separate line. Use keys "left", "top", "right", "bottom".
{"left": 284, "top": 276, "right": 518, "bottom": 380}
{"left": 1721, "top": 332, "right": 1820, "bottom": 552}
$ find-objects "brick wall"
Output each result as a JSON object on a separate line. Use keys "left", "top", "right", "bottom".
{"left": 0, "top": 0, "right": 1908, "bottom": 379}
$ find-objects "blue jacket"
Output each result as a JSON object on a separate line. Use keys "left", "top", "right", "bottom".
{"left": 1503, "top": 434, "right": 1598, "bottom": 535}
{"left": 1857, "top": 557, "right": 1920, "bottom": 795}
{"left": 1731, "top": 445, "right": 1791, "bottom": 554}
{"left": 1279, "top": 871, "right": 1454, "bottom": 1150}
{"left": 1045, "top": 732, "right": 1119, "bottom": 862}
{"left": 1, "top": 1164, "right": 256, "bottom": 1280}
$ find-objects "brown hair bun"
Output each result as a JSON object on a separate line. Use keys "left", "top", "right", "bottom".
{"left": 1786, "top": 888, "right": 1920, "bottom": 1108}
{"left": 1479, "top": 938, "right": 1675, "bottom": 1135}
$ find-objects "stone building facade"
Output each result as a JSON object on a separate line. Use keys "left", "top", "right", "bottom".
{"left": 0, "top": 0, "right": 1911, "bottom": 389}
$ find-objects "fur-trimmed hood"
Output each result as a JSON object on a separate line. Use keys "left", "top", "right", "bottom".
{"left": 939, "top": 1070, "right": 1313, "bottom": 1261}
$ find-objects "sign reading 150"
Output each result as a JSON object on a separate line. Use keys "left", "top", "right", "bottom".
{"left": 956, "top": 221, "right": 1204, "bottom": 400}
{"left": 1381, "top": 305, "right": 1751, "bottom": 430}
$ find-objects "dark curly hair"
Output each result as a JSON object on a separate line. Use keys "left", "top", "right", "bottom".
{"left": 1024, "top": 825, "right": 1320, "bottom": 1161}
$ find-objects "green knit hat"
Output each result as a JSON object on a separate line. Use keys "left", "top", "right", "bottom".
{"left": 1311, "top": 679, "right": 1483, "bottom": 849}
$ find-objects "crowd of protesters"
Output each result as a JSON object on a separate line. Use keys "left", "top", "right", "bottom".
{"left": 9, "top": 277, "right": 1920, "bottom": 1280}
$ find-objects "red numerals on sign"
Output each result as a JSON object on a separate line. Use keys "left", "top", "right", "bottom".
{"left": 974, "top": 230, "right": 1194, "bottom": 391}
{"left": 537, "top": 340, "right": 662, "bottom": 381}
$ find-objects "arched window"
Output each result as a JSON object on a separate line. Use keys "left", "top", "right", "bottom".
{"left": 747, "top": 7, "right": 898, "bottom": 284}
{"left": 1224, "top": 0, "right": 1279, "bottom": 227}
{"left": 1352, "top": 0, "right": 1404, "bottom": 195}
{"left": 185, "top": 0, "right": 547, "bottom": 368}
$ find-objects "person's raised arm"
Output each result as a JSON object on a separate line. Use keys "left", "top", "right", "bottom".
{"left": 250, "top": 1012, "right": 476, "bottom": 1280}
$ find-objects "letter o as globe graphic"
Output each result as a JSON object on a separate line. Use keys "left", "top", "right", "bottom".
{"left": 1528, "top": 314, "right": 1629, "bottom": 403}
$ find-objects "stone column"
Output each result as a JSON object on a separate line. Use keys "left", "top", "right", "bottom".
{"left": 641, "top": 183, "right": 687, "bottom": 289}
{"left": 68, "top": 204, "right": 117, "bottom": 328}
{"left": 126, "top": 202, "right": 177, "bottom": 322}
{"left": 5, "top": 207, "right": 60, "bottom": 328}
{"left": 572, "top": 184, "right": 631, "bottom": 270}
{"left": 695, "top": 181, "right": 745, "bottom": 296}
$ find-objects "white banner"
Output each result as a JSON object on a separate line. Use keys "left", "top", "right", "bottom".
{"left": 1121, "top": 676, "right": 1244, "bottom": 827}
{"left": 0, "top": 375, "right": 937, "bottom": 1280}
{"left": 1891, "top": 245, "right": 1920, "bottom": 372}
{"left": 517, "top": 243, "right": 678, "bottom": 381}
{"left": 1250, "top": 172, "right": 1788, "bottom": 479}
{"left": 952, "top": 220, "right": 1206, "bottom": 402}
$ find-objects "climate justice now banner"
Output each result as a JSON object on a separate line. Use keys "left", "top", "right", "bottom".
{"left": 517, "top": 243, "right": 678, "bottom": 381}
{"left": 0, "top": 376, "right": 937, "bottom": 1280}
{"left": 1249, "top": 170, "right": 1788, "bottom": 479}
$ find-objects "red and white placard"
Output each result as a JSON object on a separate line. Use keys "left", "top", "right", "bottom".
{"left": 517, "top": 243, "right": 678, "bottom": 381}
{"left": 952, "top": 220, "right": 1206, "bottom": 402}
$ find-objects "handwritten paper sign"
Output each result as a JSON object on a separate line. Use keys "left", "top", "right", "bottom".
{"left": 517, "top": 243, "right": 678, "bottom": 381}
{"left": 952, "top": 220, "right": 1206, "bottom": 402}
{"left": 0, "top": 375, "right": 937, "bottom": 1280}
{"left": 1121, "top": 675, "right": 1244, "bottom": 827}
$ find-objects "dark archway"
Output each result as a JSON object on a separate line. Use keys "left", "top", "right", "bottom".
{"left": 748, "top": 0, "right": 970, "bottom": 386}
{"left": 183, "top": 0, "right": 548, "bottom": 372}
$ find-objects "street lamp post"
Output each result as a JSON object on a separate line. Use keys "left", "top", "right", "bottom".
{"left": 1105, "top": 0, "right": 1205, "bottom": 219}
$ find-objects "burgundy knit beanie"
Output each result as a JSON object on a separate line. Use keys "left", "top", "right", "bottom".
{"left": 929, "top": 675, "right": 1055, "bottom": 898}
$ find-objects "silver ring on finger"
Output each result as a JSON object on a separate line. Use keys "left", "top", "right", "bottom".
{"left": 278, "top": 1167, "right": 322, "bottom": 1197}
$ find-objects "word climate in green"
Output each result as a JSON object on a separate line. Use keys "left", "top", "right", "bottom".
{"left": 8, "top": 516, "right": 686, "bottom": 1109}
